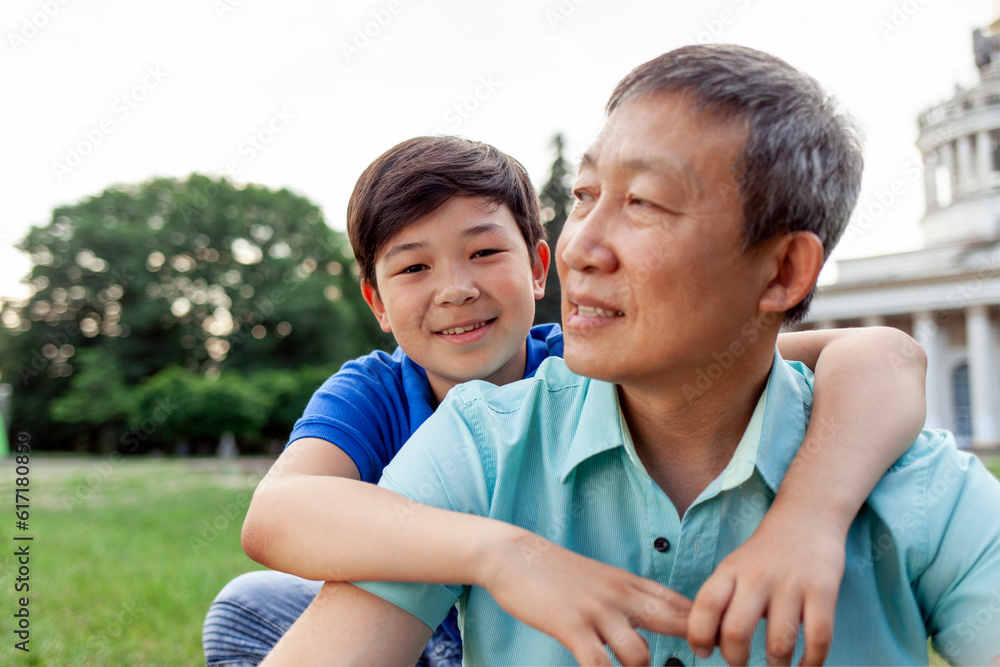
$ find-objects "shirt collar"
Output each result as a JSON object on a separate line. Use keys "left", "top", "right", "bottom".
{"left": 560, "top": 377, "right": 627, "bottom": 482}
{"left": 558, "top": 350, "right": 812, "bottom": 493}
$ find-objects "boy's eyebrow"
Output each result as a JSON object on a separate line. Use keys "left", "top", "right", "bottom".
{"left": 381, "top": 241, "right": 426, "bottom": 265}
{"left": 461, "top": 222, "right": 514, "bottom": 239}
{"left": 380, "top": 223, "right": 514, "bottom": 265}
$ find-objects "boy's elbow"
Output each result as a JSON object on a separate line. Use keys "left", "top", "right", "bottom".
{"left": 241, "top": 497, "right": 278, "bottom": 565}
{"left": 872, "top": 326, "right": 927, "bottom": 376}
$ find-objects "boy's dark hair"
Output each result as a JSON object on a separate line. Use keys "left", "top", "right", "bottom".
{"left": 607, "top": 44, "right": 864, "bottom": 323}
{"left": 347, "top": 136, "right": 544, "bottom": 294}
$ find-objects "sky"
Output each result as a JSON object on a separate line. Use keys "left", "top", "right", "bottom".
{"left": 2, "top": 0, "right": 995, "bottom": 301}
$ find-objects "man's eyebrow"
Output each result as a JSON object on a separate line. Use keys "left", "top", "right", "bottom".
{"left": 621, "top": 156, "right": 704, "bottom": 197}
{"left": 579, "top": 150, "right": 705, "bottom": 198}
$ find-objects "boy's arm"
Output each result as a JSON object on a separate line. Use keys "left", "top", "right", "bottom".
{"left": 688, "top": 326, "right": 927, "bottom": 665}
{"left": 246, "top": 439, "right": 690, "bottom": 666}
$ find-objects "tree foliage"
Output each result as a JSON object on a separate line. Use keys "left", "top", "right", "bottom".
{"left": 0, "top": 174, "right": 392, "bottom": 451}
{"left": 534, "top": 134, "right": 573, "bottom": 327}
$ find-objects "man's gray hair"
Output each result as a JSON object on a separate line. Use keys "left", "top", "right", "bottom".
{"left": 607, "top": 44, "right": 864, "bottom": 323}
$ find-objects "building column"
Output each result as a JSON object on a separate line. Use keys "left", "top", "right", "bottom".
{"left": 939, "top": 141, "right": 956, "bottom": 205}
{"left": 956, "top": 135, "right": 974, "bottom": 197}
{"left": 913, "top": 312, "right": 946, "bottom": 431}
{"left": 923, "top": 148, "right": 938, "bottom": 210}
{"left": 965, "top": 305, "right": 999, "bottom": 447}
{"left": 861, "top": 315, "right": 885, "bottom": 328}
{"left": 976, "top": 130, "right": 993, "bottom": 191}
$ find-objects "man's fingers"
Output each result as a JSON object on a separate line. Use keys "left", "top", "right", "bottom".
{"left": 764, "top": 591, "right": 802, "bottom": 666}
{"left": 688, "top": 573, "right": 735, "bottom": 657}
{"left": 718, "top": 582, "right": 768, "bottom": 667}
{"left": 799, "top": 590, "right": 835, "bottom": 666}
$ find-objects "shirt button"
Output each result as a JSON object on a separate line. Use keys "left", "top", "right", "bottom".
{"left": 653, "top": 537, "right": 670, "bottom": 552}
{"left": 665, "top": 658, "right": 685, "bottom": 666}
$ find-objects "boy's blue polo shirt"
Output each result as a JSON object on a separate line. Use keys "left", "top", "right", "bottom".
{"left": 357, "top": 353, "right": 1000, "bottom": 666}
{"left": 287, "top": 323, "right": 563, "bottom": 484}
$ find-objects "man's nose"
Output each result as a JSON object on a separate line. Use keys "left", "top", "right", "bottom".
{"left": 559, "top": 201, "right": 619, "bottom": 274}
{"left": 434, "top": 266, "right": 480, "bottom": 306}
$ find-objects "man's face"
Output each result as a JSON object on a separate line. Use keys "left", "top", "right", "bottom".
{"left": 365, "top": 196, "right": 547, "bottom": 401}
{"left": 557, "top": 92, "right": 776, "bottom": 391}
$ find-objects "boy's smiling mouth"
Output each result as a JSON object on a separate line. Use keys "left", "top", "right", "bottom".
{"left": 437, "top": 318, "right": 496, "bottom": 336}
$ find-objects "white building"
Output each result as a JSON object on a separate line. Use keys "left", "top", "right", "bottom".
{"left": 802, "top": 17, "right": 1000, "bottom": 449}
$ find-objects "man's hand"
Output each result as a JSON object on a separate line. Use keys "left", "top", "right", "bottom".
{"left": 687, "top": 509, "right": 846, "bottom": 666}
{"left": 480, "top": 530, "right": 691, "bottom": 667}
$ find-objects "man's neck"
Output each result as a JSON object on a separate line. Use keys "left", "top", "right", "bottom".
{"left": 618, "top": 349, "right": 774, "bottom": 517}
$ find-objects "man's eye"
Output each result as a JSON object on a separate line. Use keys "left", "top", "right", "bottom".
{"left": 572, "top": 189, "right": 590, "bottom": 201}
{"left": 472, "top": 249, "right": 500, "bottom": 259}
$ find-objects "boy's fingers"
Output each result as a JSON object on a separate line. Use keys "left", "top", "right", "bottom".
{"left": 688, "top": 573, "right": 735, "bottom": 656}
{"left": 764, "top": 591, "right": 802, "bottom": 666}
{"left": 598, "top": 617, "right": 651, "bottom": 667}
{"left": 631, "top": 586, "right": 691, "bottom": 639}
{"left": 799, "top": 592, "right": 835, "bottom": 666}
{"left": 718, "top": 583, "right": 768, "bottom": 667}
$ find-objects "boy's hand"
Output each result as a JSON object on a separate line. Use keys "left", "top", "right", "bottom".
{"left": 687, "top": 510, "right": 846, "bottom": 666}
{"left": 480, "top": 531, "right": 691, "bottom": 667}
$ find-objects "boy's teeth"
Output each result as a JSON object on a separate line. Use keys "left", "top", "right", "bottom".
{"left": 440, "top": 320, "right": 489, "bottom": 335}
{"left": 577, "top": 305, "right": 624, "bottom": 318}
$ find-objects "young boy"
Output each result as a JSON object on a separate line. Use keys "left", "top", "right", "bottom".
{"left": 203, "top": 136, "right": 928, "bottom": 666}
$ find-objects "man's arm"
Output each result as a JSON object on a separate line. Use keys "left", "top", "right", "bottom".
{"left": 260, "top": 581, "right": 432, "bottom": 667}
{"left": 689, "top": 326, "right": 928, "bottom": 665}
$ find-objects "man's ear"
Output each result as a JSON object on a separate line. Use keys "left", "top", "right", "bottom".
{"left": 758, "top": 232, "right": 824, "bottom": 315}
{"left": 360, "top": 280, "right": 392, "bottom": 333}
{"left": 531, "top": 240, "right": 551, "bottom": 301}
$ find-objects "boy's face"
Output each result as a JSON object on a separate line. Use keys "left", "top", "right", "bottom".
{"left": 363, "top": 196, "right": 549, "bottom": 402}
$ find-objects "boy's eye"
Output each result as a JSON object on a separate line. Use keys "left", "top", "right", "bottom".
{"left": 400, "top": 264, "right": 427, "bottom": 274}
{"left": 472, "top": 249, "right": 500, "bottom": 259}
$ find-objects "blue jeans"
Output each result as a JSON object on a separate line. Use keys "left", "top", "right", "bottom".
{"left": 202, "top": 570, "right": 462, "bottom": 666}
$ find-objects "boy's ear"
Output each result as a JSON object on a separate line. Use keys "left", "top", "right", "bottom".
{"left": 361, "top": 280, "right": 393, "bottom": 333}
{"left": 531, "top": 241, "right": 551, "bottom": 301}
{"left": 757, "top": 232, "right": 824, "bottom": 315}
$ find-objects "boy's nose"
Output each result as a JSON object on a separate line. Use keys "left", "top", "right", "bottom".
{"left": 434, "top": 273, "right": 479, "bottom": 306}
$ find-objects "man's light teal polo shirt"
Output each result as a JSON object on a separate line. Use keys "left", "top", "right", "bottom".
{"left": 357, "top": 354, "right": 1000, "bottom": 666}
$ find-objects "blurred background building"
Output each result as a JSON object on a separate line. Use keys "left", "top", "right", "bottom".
{"left": 802, "top": 15, "right": 1000, "bottom": 449}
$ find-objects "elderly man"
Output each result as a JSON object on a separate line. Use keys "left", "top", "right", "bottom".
{"left": 265, "top": 45, "right": 1000, "bottom": 666}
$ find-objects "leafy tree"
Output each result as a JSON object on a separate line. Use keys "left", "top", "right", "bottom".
{"left": 49, "top": 348, "right": 136, "bottom": 453}
{"left": 535, "top": 134, "right": 574, "bottom": 327}
{"left": 0, "top": 175, "right": 393, "bottom": 450}
{"left": 250, "top": 365, "right": 339, "bottom": 444}
{"left": 133, "top": 366, "right": 271, "bottom": 452}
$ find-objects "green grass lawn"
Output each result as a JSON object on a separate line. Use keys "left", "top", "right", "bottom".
{"left": 0, "top": 456, "right": 268, "bottom": 666}
{"left": 1, "top": 452, "right": 998, "bottom": 665}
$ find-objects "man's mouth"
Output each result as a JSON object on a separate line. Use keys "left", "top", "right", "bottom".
{"left": 576, "top": 305, "right": 624, "bottom": 318}
{"left": 438, "top": 319, "right": 495, "bottom": 335}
